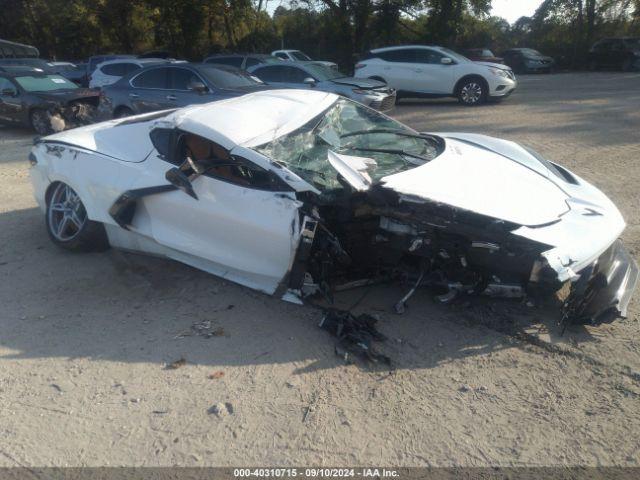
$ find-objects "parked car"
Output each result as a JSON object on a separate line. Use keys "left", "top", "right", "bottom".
{"left": 56, "top": 62, "right": 88, "bottom": 85}
{"left": 29, "top": 89, "right": 637, "bottom": 325}
{"left": 84, "top": 55, "right": 136, "bottom": 87}
{"left": 0, "top": 58, "right": 57, "bottom": 73}
{"left": 502, "top": 48, "right": 555, "bottom": 74}
{"left": 463, "top": 48, "right": 504, "bottom": 64}
{"left": 90, "top": 58, "right": 169, "bottom": 89}
{"left": 101, "top": 63, "right": 270, "bottom": 118}
{"left": 588, "top": 38, "right": 640, "bottom": 71}
{"left": 204, "top": 53, "right": 283, "bottom": 70}
{"left": 248, "top": 61, "right": 395, "bottom": 111}
{"left": 354, "top": 45, "right": 516, "bottom": 106}
{"left": 271, "top": 49, "right": 338, "bottom": 69}
{"left": 0, "top": 69, "right": 99, "bottom": 134}
{"left": 0, "top": 39, "right": 39, "bottom": 58}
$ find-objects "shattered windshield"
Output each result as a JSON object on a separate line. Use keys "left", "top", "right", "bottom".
{"left": 254, "top": 99, "right": 443, "bottom": 192}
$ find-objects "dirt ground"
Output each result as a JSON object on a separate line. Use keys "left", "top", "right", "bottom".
{"left": 1, "top": 72, "right": 639, "bottom": 467}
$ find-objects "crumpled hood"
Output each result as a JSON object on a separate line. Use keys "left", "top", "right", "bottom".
{"left": 330, "top": 77, "right": 387, "bottom": 89}
{"left": 34, "top": 88, "right": 100, "bottom": 104}
{"left": 378, "top": 135, "right": 570, "bottom": 226}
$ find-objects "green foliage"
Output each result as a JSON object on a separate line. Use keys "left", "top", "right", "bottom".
{"left": 0, "top": 0, "right": 637, "bottom": 67}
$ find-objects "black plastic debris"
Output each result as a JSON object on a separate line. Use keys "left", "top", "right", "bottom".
{"left": 319, "top": 310, "right": 390, "bottom": 365}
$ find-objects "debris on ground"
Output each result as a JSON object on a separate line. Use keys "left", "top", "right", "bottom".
{"left": 207, "top": 371, "right": 225, "bottom": 380}
{"left": 165, "top": 357, "right": 187, "bottom": 370}
{"left": 175, "top": 320, "right": 225, "bottom": 339}
{"left": 319, "top": 310, "right": 390, "bottom": 365}
{"left": 208, "top": 402, "right": 234, "bottom": 417}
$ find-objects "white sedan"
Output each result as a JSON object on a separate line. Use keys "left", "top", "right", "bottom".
{"left": 29, "top": 90, "right": 637, "bottom": 325}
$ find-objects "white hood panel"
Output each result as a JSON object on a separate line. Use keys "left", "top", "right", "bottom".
{"left": 380, "top": 138, "right": 569, "bottom": 226}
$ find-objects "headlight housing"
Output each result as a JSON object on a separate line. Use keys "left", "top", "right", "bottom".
{"left": 489, "top": 68, "right": 508, "bottom": 78}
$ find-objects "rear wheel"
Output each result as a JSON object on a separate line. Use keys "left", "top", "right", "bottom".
{"left": 46, "top": 182, "right": 109, "bottom": 252}
{"left": 30, "top": 109, "right": 53, "bottom": 135}
{"left": 457, "top": 78, "right": 487, "bottom": 106}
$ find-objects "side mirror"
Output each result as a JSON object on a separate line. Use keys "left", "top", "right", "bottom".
{"left": 441, "top": 57, "right": 454, "bottom": 65}
{"left": 189, "top": 81, "right": 209, "bottom": 94}
{"left": 165, "top": 167, "right": 198, "bottom": 200}
{"left": 1, "top": 88, "right": 17, "bottom": 97}
{"left": 303, "top": 77, "right": 317, "bottom": 86}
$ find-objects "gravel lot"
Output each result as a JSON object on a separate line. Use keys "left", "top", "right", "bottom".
{"left": 1, "top": 72, "right": 639, "bottom": 467}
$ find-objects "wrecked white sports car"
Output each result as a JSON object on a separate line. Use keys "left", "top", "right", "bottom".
{"left": 30, "top": 90, "right": 637, "bottom": 325}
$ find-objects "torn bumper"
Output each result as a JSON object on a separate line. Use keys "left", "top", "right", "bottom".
{"left": 563, "top": 240, "right": 639, "bottom": 324}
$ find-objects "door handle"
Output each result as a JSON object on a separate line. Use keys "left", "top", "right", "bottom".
{"left": 166, "top": 95, "right": 177, "bottom": 101}
{"left": 128, "top": 93, "right": 139, "bottom": 98}
{"left": 413, "top": 69, "right": 423, "bottom": 73}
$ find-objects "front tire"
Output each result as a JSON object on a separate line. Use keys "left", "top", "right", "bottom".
{"left": 46, "top": 182, "right": 109, "bottom": 252}
{"left": 30, "top": 109, "right": 54, "bottom": 135}
{"left": 457, "top": 78, "right": 488, "bottom": 106}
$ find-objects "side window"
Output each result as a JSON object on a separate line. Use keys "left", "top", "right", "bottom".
{"left": 124, "top": 63, "right": 142, "bottom": 74}
{"left": 176, "top": 132, "right": 289, "bottom": 191}
{"left": 0, "top": 77, "right": 17, "bottom": 94}
{"left": 414, "top": 49, "right": 444, "bottom": 64}
{"left": 245, "top": 57, "right": 260, "bottom": 68}
{"left": 274, "top": 52, "right": 288, "bottom": 60}
{"left": 101, "top": 63, "right": 126, "bottom": 76}
{"left": 282, "top": 66, "right": 309, "bottom": 83}
{"left": 131, "top": 68, "right": 168, "bottom": 89}
{"left": 149, "top": 128, "right": 173, "bottom": 159}
{"left": 169, "top": 68, "right": 202, "bottom": 90}
{"left": 252, "top": 66, "right": 285, "bottom": 82}
{"left": 378, "top": 49, "right": 414, "bottom": 63}
{"left": 206, "top": 56, "right": 243, "bottom": 68}
{"left": 611, "top": 40, "right": 623, "bottom": 51}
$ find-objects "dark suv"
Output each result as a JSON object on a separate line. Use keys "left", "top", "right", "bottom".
{"left": 203, "top": 54, "right": 283, "bottom": 70}
{"left": 101, "top": 63, "right": 270, "bottom": 118}
{"left": 588, "top": 38, "right": 640, "bottom": 71}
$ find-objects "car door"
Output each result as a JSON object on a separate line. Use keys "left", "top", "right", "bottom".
{"left": 128, "top": 67, "right": 171, "bottom": 113}
{"left": 375, "top": 48, "right": 422, "bottom": 93}
{"left": 609, "top": 39, "right": 625, "bottom": 67}
{"left": 412, "top": 48, "right": 455, "bottom": 94}
{"left": 163, "top": 66, "right": 211, "bottom": 108}
{"left": 139, "top": 131, "right": 301, "bottom": 293}
{"left": 0, "top": 77, "right": 23, "bottom": 124}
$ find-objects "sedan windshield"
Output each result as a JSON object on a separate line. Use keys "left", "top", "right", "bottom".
{"left": 15, "top": 74, "right": 78, "bottom": 91}
{"left": 521, "top": 49, "right": 543, "bottom": 57}
{"left": 198, "top": 66, "right": 263, "bottom": 88}
{"left": 254, "top": 99, "right": 443, "bottom": 192}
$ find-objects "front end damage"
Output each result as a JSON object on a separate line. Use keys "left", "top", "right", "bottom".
{"left": 285, "top": 185, "right": 638, "bottom": 327}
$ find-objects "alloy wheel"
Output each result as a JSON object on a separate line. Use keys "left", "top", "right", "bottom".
{"left": 460, "top": 82, "right": 483, "bottom": 105}
{"left": 47, "top": 183, "right": 87, "bottom": 242}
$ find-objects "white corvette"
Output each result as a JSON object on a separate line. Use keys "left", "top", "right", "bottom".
{"left": 30, "top": 90, "right": 637, "bottom": 325}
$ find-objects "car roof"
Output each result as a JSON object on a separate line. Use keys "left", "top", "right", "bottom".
{"left": 0, "top": 68, "right": 50, "bottom": 77}
{"left": 161, "top": 89, "right": 338, "bottom": 149}
{"left": 98, "top": 58, "right": 167, "bottom": 66}
{"left": 370, "top": 45, "right": 440, "bottom": 53}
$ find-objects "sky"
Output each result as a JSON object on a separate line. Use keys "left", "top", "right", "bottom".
{"left": 491, "top": 0, "right": 544, "bottom": 23}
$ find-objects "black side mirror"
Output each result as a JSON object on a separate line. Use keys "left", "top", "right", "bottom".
{"left": 165, "top": 167, "right": 198, "bottom": 200}
{"left": 1, "top": 88, "right": 17, "bottom": 97}
{"left": 189, "top": 81, "right": 209, "bottom": 94}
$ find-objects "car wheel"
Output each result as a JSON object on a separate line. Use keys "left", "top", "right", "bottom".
{"left": 622, "top": 58, "right": 633, "bottom": 72}
{"left": 46, "top": 182, "right": 109, "bottom": 252}
{"left": 588, "top": 59, "right": 598, "bottom": 71}
{"left": 30, "top": 109, "right": 54, "bottom": 135}
{"left": 457, "top": 78, "right": 487, "bottom": 106}
{"left": 114, "top": 106, "right": 133, "bottom": 119}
